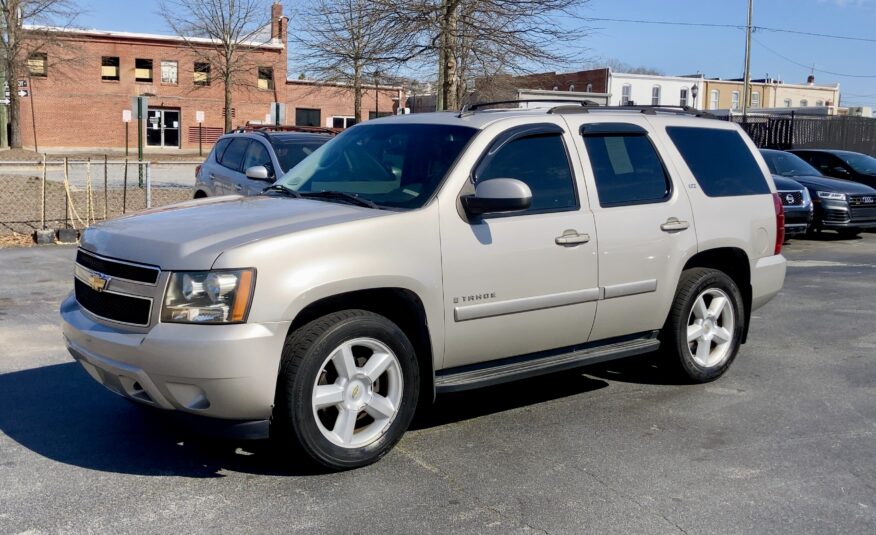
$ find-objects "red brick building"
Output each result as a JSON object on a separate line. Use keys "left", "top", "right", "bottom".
{"left": 18, "top": 3, "right": 403, "bottom": 151}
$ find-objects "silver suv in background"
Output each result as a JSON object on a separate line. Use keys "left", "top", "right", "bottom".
{"left": 194, "top": 127, "right": 334, "bottom": 197}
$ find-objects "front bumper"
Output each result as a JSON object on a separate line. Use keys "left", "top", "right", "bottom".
{"left": 751, "top": 254, "right": 786, "bottom": 311}
{"left": 783, "top": 205, "right": 813, "bottom": 234}
{"left": 816, "top": 199, "right": 876, "bottom": 229}
{"left": 61, "top": 293, "right": 289, "bottom": 421}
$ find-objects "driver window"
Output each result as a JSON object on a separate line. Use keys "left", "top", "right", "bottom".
{"left": 477, "top": 134, "right": 578, "bottom": 213}
{"left": 243, "top": 141, "right": 274, "bottom": 178}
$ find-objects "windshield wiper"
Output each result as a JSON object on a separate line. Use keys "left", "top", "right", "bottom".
{"left": 300, "top": 190, "right": 380, "bottom": 209}
{"left": 262, "top": 184, "right": 301, "bottom": 198}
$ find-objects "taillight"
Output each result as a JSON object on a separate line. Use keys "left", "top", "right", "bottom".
{"left": 195, "top": 164, "right": 202, "bottom": 178}
{"left": 772, "top": 192, "right": 785, "bottom": 255}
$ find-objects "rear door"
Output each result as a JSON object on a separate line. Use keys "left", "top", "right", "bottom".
{"left": 212, "top": 138, "right": 250, "bottom": 195}
{"left": 564, "top": 116, "right": 697, "bottom": 341}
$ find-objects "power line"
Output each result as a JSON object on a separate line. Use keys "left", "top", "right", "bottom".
{"left": 582, "top": 17, "right": 876, "bottom": 44}
{"left": 753, "top": 37, "right": 876, "bottom": 78}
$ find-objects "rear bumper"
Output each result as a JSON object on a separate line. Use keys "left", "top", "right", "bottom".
{"left": 61, "top": 293, "right": 289, "bottom": 421}
{"left": 751, "top": 254, "right": 786, "bottom": 311}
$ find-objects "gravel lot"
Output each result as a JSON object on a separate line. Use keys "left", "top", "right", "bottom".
{"left": 1, "top": 235, "right": 874, "bottom": 534}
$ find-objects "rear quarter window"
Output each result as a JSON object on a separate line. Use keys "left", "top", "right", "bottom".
{"left": 666, "top": 127, "right": 770, "bottom": 197}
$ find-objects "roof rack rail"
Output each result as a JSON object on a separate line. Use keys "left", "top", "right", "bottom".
{"left": 458, "top": 99, "right": 600, "bottom": 117}
{"left": 552, "top": 105, "right": 716, "bottom": 119}
{"left": 233, "top": 123, "right": 341, "bottom": 135}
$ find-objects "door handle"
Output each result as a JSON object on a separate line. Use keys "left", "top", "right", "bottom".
{"left": 234, "top": 184, "right": 244, "bottom": 192}
{"left": 208, "top": 173, "right": 216, "bottom": 180}
{"left": 660, "top": 217, "right": 690, "bottom": 232}
{"left": 555, "top": 229, "right": 591, "bottom": 246}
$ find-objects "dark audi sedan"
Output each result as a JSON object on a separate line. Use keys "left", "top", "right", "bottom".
{"left": 789, "top": 149, "right": 876, "bottom": 189}
{"left": 760, "top": 149, "right": 876, "bottom": 238}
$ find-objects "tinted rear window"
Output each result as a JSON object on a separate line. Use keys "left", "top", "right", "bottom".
{"left": 584, "top": 134, "right": 671, "bottom": 207}
{"left": 220, "top": 138, "right": 250, "bottom": 172}
{"left": 667, "top": 127, "right": 769, "bottom": 197}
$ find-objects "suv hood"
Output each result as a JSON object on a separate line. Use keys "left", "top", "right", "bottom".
{"left": 771, "top": 175, "right": 805, "bottom": 191}
{"left": 80, "top": 195, "right": 386, "bottom": 269}
{"left": 786, "top": 174, "right": 876, "bottom": 194}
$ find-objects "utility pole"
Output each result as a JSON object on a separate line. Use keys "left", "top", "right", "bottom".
{"left": 742, "top": 0, "right": 753, "bottom": 117}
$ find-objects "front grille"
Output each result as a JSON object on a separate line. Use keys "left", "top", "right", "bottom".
{"left": 74, "top": 278, "right": 152, "bottom": 326}
{"left": 778, "top": 190, "right": 804, "bottom": 206}
{"left": 76, "top": 250, "right": 159, "bottom": 285}
{"left": 850, "top": 205, "right": 876, "bottom": 222}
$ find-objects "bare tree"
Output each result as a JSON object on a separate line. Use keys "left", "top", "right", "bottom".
{"left": 382, "top": 0, "right": 589, "bottom": 111}
{"left": 0, "top": 0, "right": 80, "bottom": 148}
{"left": 290, "top": 0, "right": 401, "bottom": 123}
{"left": 158, "top": 0, "right": 274, "bottom": 132}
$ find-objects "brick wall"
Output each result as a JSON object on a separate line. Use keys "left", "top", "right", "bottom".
{"left": 17, "top": 26, "right": 402, "bottom": 151}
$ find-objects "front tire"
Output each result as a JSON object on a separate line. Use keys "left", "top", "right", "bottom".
{"left": 273, "top": 310, "right": 419, "bottom": 470}
{"left": 663, "top": 268, "right": 745, "bottom": 383}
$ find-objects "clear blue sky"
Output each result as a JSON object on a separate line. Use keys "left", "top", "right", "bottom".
{"left": 77, "top": 0, "right": 876, "bottom": 110}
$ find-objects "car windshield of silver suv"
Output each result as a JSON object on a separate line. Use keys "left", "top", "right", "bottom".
{"left": 275, "top": 123, "right": 477, "bottom": 210}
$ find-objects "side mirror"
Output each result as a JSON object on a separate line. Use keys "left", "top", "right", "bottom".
{"left": 245, "top": 165, "right": 271, "bottom": 181}
{"left": 461, "top": 178, "right": 532, "bottom": 216}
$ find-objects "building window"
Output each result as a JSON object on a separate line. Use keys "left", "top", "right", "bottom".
{"left": 568, "top": 84, "right": 575, "bottom": 92}
{"left": 135, "top": 58, "right": 153, "bottom": 83}
{"left": 651, "top": 85, "right": 661, "bottom": 105}
{"left": 161, "top": 60, "right": 178, "bottom": 85}
{"left": 194, "top": 62, "right": 211, "bottom": 86}
{"left": 816, "top": 100, "right": 824, "bottom": 107}
{"left": 621, "top": 84, "right": 632, "bottom": 105}
{"left": 331, "top": 116, "right": 357, "bottom": 129}
{"left": 784, "top": 98, "right": 792, "bottom": 108}
{"left": 552, "top": 85, "right": 559, "bottom": 91}
{"left": 27, "top": 53, "right": 47, "bottom": 77}
{"left": 101, "top": 56, "right": 120, "bottom": 81}
{"left": 296, "top": 108, "right": 321, "bottom": 126}
{"left": 751, "top": 91, "right": 760, "bottom": 109}
{"left": 258, "top": 66, "right": 274, "bottom": 90}
{"left": 709, "top": 90, "right": 719, "bottom": 110}
{"left": 800, "top": 99, "right": 808, "bottom": 107}
{"left": 586, "top": 83, "right": 593, "bottom": 92}
{"left": 680, "top": 88, "right": 689, "bottom": 107}
{"left": 731, "top": 91, "right": 740, "bottom": 110}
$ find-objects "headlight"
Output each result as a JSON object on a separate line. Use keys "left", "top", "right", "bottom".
{"left": 162, "top": 269, "right": 255, "bottom": 324}
{"left": 816, "top": 191, "right": 846, "bottom": 201}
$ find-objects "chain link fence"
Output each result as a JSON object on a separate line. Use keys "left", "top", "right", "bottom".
{"left": 0, "top": 157, "right": 198, "bottom": 239}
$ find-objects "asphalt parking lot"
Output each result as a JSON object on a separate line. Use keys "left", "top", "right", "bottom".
{"left": 1, "top": 235, "right": 875, "bottom": 534}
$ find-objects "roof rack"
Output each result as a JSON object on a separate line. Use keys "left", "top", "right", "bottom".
{"left": 458, "top": 99, "right": 600, "bottom": 117}
{"left": 233, "top": 123, "right": 341, "bottom": 135}
{"left": 549, "top": 104, "right": 717, "bottom": 119}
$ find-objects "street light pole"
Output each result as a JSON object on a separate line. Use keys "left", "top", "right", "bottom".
{"left": 742, "top": 0, "right": 753, "bottom": 118}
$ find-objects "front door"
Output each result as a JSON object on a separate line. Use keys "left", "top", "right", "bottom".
{"left": 440, "top": 123, "right": 599, "bottom": 369}
{"left": 146, "top": 108, "right": 181, "bottom": 148}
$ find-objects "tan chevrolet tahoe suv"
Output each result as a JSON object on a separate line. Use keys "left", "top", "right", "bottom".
{"left": 61, "top": 103, "right": 787, "bottom": 470}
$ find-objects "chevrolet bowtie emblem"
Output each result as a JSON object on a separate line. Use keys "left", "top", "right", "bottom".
{"left": 89, "top": 272, "right": 111, "bottom": 292}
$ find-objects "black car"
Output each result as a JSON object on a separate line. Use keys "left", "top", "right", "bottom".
{"left": 770, "top": 175, "right": 813, "bottom": 237}
{"left": 788, "top": 149, "right": 876, "bottom": 189}
{"left": 760, "top": 149, "right": 876, "bottom": 238}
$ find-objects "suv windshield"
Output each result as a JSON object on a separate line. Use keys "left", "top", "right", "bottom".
{"left": 276, "top": 123, "right": 477, "bottom": 209}
{"left": 272, "top": 138, "right": 329, "bottom": 172}
{"left": 762, "top": 151, "right": 821, "bottom": 177}
{"left": 838, "top": 152, "right": 876, "bottom": 174}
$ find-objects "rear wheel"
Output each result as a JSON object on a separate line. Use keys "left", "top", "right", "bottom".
{"left": 273, "top": 310, "right": 419, "bottom": 470}
{"left": 663, "top": 268, "right": 745, "bottom": 382}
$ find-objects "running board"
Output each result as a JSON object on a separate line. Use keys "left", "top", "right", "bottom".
{"left": 435, "top": 332, "right": 660, "bottom": 393}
